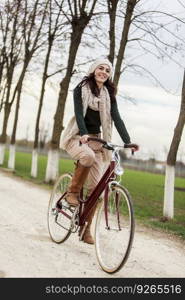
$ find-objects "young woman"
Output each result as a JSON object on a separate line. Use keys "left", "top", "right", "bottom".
{"left": 61, "top": 58, "right": 139, "bottom": 244}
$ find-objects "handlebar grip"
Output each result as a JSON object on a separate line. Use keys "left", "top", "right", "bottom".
{"left": 125, "top": 143, "right": 138, "bottom": 155}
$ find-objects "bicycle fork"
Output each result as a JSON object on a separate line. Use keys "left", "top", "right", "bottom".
{"left": 104, "top": 184, "right": 121, "bottom": 231}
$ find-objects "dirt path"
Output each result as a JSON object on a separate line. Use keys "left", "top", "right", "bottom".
{"left": 0, "top": 169, "right": 185, "bottom": 278}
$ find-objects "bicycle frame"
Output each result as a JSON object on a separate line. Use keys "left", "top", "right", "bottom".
{"left": 79, "top": 160, "right": 116, "bottom": 226}
{"left": 56, "top": 136, "right": 136, "bottom": 230}
{"left": 48, "top": 138, "right": 136, "bottom": 273}
{"left": 55, "top": 158, "right": 117, "bottom": 232}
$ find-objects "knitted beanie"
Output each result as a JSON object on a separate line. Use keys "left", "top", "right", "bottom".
{"left": 87, "top": 58, "right": 113, "bottom": 77}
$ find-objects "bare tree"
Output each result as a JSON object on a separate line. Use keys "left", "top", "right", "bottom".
{"left": 45, "top": 0, "right": 98, "bottom": 182}
{"left": 0, "top": 0, "right": 23, "bottom": 164}
{"left": 31, "top": 0, "right": 66, "bottom": 177}
{"left": 113, "top": 0, "right": 139, "bottom": 86}
{"left": 106, "top": 0, "right": 185, "bottom": 220}
{"left": 7, "top": 0, "right": 49, "bottom": 169}
{"left": 106, "top": 0, "right": 185, "bottom": 92}
{"left": 163, "top": 70, "right": 185, "bottom": 219}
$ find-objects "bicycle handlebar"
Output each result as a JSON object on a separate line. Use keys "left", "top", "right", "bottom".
{"left": 86, "top": 137, "right": 138, "bottom": 154}
{"left": 87, "top": 137, "right": 109, "bottom": 147}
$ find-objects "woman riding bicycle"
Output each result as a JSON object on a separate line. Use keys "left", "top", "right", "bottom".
{"left": 61, "top": 58, "right": 139, "bottom": 244}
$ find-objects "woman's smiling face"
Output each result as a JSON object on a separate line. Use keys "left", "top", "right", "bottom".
{"left": 94, "top": 64, "right": 110, "bottom": 86}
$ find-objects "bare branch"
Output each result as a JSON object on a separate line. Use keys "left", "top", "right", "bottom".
{"left": 123, "top": 63, "right": 175, "bottom": 94}
{"left": 177, "top": 0, "right": 185, "bottom": 9}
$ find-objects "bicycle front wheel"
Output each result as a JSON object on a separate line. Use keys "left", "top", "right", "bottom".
{"left": 47, "top": 173, "right": 73, "bottom": 243}
{"left": 95, "top": 184, "right": 135, "bottom": 274}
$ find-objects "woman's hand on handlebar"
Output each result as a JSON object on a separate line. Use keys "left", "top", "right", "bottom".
{"left": 79, "top": 134, "right": 89, "bottom": 144}
{"left": 125, "top": 143, "right": 139, "bottom": 154}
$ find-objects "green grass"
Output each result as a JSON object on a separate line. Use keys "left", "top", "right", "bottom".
{"left": 122, "top": 169, "right": 185, "bottom": 238}
{"left": 2, "top": 150, "right": 185, "bottom": 239}
{"left": 2, "top": 150, "right": 74, "bottom": 187}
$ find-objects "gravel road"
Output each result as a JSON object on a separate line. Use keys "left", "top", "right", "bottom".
{"left": 0, "top": 169, "right": 185, "bottom": 278}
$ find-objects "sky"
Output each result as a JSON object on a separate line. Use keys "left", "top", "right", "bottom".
{"left": 1, "top": 0, "right": 185, "bottom": 162}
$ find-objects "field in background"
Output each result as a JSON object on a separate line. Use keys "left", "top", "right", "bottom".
{"left": 2, "top": 150, "right": 185, "bottom": 239}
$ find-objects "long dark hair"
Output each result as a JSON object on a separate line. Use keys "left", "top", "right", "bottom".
{"left": 77, "top": 73, "right": 117, "bottom": 102}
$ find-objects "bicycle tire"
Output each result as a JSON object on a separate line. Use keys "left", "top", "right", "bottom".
{"left": 95, "top": 184, "right": 135, "bottom": 274}
{"left": 47, "top": 173, "right": 73, "bottom": 243}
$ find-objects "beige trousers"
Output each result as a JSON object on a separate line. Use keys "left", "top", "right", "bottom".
{"left": 65, "top": 134, "right": 104, "bottom": 195}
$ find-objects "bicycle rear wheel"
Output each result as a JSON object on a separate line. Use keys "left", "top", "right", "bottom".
{"left": 95, "top": 184, "right": 135, "bottom": 274}
{"left": 47, "top": 173, "right": 73, "bottom": 243}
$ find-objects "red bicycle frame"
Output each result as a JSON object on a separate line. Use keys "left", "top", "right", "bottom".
{"left": 57, "top": 136, "right": 137, "bottom": 229}
{"left": 56, "top": 159, "right": 117, "bottom": 231}
{"left": 79, "top": 160, "right": 116, "bottom": 226}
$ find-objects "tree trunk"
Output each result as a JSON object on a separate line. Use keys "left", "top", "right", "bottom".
{"left": 107, "top": 0, "right": 119, "bottom": 65}
{"left": 163, "top": 165, "right": 175, "bottom": 219}
{"left": 0, "top": 144, "right": 6, "bottom": 165}
{"left": 0, "top": 102, "right": 11, "bottom": 164}
{"left": 0, "top": 47, "right": 6, "bottom": 87}
{"left": 113, "top": 0, "right": 137, "bottom": 86}
{"left": 7, "top": 91, "right": 21, "bottom": 170}
{"left": 31, "top": 149, "right": 38, "bottom": 178}
{"left": 0, "top": 59, "right": 24, "bottom": 165}
{"left": 8, "top": 144, "right": 16, "bottom": 169}
{"left": 163, "top": 70, "right": 185, "bottom": 219}
{"left": 0, "top": 69, "right": 14, "bottom": 145}
{"left": 45, "top": 15, "right": 91, "bottom": 182}
{"left": 45, "top": 148, "right": 60, "bottom": 183}
{"left": 0, "top": 102, "right": 11, "bottom": 144}
{"left": 0, "top": 71, "right": 19, "bottom": 150}
{"left": 31, "top": 44, "right": 52, "bottom": 177}
{"left": 10, "top": 86, "right": 22, "bottom": 146}
{"left": 34, "top": 77, "right": 47, "bottom": 150}
{"left": 8, "top": 72, "right": 25, "bottom": 170}
{"left": 31, "top": 76, "right": 47, "bottom": 177}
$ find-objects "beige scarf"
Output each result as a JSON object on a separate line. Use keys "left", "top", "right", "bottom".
{"left": 61, "top": 84, "right": 112, "bottom": 161}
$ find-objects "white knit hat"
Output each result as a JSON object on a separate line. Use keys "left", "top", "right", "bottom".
{"left": 87, "top": 58, "right": 113, "bottom": 77}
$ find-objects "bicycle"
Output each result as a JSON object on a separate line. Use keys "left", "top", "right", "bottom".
{"left": 47, "top": 137, "right": 136, "bottom": 274}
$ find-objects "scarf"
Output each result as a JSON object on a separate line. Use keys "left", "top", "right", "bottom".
{"left": 61, "top": 84, "right": 112, "bottom": 161}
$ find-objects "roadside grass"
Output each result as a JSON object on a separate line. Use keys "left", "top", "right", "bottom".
{"left": 2, "top": 150, "right": 185, "bottom": 239}
{"left": 122, "top": 169, "right": 185, "bottom": 239}
{"left": 2, "top": 151, "right": 74, "bottom": 188}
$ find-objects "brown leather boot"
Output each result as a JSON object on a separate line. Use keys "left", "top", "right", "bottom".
{"left": 79, "top": 203, "right": 98, "bottom": 244}
{"left": 66, "top": 162, "right": 90, "bottom": 207}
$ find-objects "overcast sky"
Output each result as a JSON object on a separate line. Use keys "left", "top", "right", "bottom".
{"left": 1, "top": 0, "right": 185, "bottom": 162}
